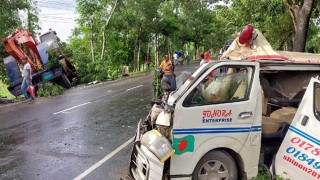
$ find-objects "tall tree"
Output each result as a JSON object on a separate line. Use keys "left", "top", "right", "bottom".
{"left": 213, "top": 0, "right": 295, "bottom": 51}
{"left": 284, "top": 0, "right": 317, "bottom": 52}
{"left": 100, "top": 0, "right": 119, "bottom": 61}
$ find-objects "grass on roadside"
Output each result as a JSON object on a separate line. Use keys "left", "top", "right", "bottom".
{"left": 37, "top": 82, "right": 65, "bottom": 97}
{"left": 0, "top": 80, "right": 15, "bottom": 99}
{"left": 254, "top": 167, "right": 284, "bottom": 180}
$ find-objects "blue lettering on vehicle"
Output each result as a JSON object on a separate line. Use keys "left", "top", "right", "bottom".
{"left": 202, "top": 118, "right": 233, "bottom": 123}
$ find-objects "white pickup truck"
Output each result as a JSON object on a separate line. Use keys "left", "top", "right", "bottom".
{"left": 129, "top": 26, "right": 320, "bottom": 180}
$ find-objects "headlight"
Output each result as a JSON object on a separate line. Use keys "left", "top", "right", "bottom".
{"left": 141, "top": 130, "right": 175, "bottom": 163}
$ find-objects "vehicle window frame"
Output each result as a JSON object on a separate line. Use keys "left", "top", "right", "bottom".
{"left": 313, "top": 82, "right": 320, "bottom": 121}
{"left": 183, "top": 65, "right": 255, "bottom": 107}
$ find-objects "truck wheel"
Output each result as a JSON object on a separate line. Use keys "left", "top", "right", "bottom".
{"left": 61, "top": 73, "right": 71, "bottom": 88}
{"left": 192, "top": 150, "right": 237, "bottom": 180}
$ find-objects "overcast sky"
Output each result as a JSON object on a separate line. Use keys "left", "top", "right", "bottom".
{"left": 36, "top": 0, "right": 78, "bottom": 42}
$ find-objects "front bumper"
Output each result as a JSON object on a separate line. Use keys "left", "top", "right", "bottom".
{"left": 129, "top": 122, "right": 164, "bottom": 180}
{"left": 130, "top": 141, "right": 150, "bottom": 180}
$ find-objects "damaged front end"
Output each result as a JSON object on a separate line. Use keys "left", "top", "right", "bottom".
{"left": 130, "top": 100, "right": 175, "bottom": 180}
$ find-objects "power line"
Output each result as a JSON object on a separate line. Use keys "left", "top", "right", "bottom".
{"left": 39, "top": 13, "right": 79, "bottom": 15}
{"left": 36, "top": 4, "right": 75, "bottom": 9}
{"left": 40, "top": 20, "right": 75, "bottom": 23}
{"left": 39, "top": 17, "right": 76, "bottom": 20}
{"left": 35, "top": 0, "right": 75, "bottom": 7}
{"left": 38, "top": 14, "right": 78, "bottom": 17}
{"left": 37, "top": 2, "right": 75, "bottom": 8}
{"left": 36, "top": 0, "right": 75, "bottom": 4}
{"left": 36, "top": 4, "right": 75, "bottom": 11}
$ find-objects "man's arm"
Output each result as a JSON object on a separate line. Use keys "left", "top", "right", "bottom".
{"left": 159, "top": 61, "right": 164, "bottom": 69}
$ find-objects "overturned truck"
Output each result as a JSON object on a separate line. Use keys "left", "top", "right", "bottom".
{"left": 129, "top": 25, "right": 320, "bottom": 180}
{"left": 2, "top": 28, "right": 76, "bottom": 97}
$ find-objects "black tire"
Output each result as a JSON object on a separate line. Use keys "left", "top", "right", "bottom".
{"left": 192, "top": 150, "right": 238, "bottom": 180}
{"left": 61, "top": 73, "right": 71, "bottom": 89}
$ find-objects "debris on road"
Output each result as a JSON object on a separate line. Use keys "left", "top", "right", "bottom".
{"left": 88, "top": 80, "right": 100, "bottom": 85}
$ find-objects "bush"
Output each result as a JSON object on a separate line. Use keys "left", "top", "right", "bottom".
{"left": 0, "top": 80, "right": 15, "bottom": 99}
{"left": 152, "top": 70, "right": 162, "bottom": 98}
{"left": 46, "top": 50, "right": 60, "bottom": 69}
{"left": 37, "top": 82, "right": 64, "bottom": 97}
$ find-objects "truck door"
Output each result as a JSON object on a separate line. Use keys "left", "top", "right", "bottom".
{"left": 170, "top": 61, "right": 261, "bottom": 178}
{"left": 274, "top": 77, "right": 320, "bottom": 180}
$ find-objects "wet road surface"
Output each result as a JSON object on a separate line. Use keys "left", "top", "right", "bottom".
{"left": 0, "top": 63, "right": 198, "bottom": 180}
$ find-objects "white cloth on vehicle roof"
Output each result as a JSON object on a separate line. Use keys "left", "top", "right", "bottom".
{"left": 223, "top": 29, "right": 283, "bottom": 61}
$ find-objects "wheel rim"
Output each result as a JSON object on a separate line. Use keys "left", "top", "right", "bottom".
{"left": 197, "top": 159, "right": 230, "bottom": 180}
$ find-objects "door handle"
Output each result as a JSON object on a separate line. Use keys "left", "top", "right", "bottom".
{"left": 239, "top": 112, "right": 253, "bottom": 119}
{"left": 301, "top": 115, "right": 309, "bottom": 126}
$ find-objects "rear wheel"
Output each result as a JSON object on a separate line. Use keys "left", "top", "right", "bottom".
{"left": 61, "top": 73, "right": 71, "bottom": 88}
{"left": 192, "top": 150, "right": 237, "bottom": 180}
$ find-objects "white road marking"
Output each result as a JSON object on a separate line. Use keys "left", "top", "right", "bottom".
{"left": 126, "top": 85, "right": 143, "bottom": 91}
{"left": 73, "top": 136, "right": 134, "bottom": 180}
{"left": 53, "top": 102, "right": 91, "bottom": 115}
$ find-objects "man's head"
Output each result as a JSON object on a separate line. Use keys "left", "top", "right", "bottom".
{"left": 164, "top": 54, "right": 169, "bottom": 61}
{"left": 21, "top": 57, "right": 28, "bottom": 64}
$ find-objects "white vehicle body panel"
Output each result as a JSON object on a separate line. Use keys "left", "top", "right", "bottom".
{"left": 129, "top": 59, "right": 320, "bottom": 180}
{"left": 275, "top": 78, "right": 320, "bottom": 180}
{"left": 170, "top": 62, "right": 261, "bottom": 179}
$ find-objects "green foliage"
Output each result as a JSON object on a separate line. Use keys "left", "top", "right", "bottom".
{"left": 152, "top": 70, "right": 162, "bottom": 98}
{"left": 306, "top": 23, "right": 320, "bottom": 53}
{"left": 37, "top": 82, "right": 64, "bottom": 97}
{"left": 213, "top": 0, "right": 294, "bottom": 50}
{"left": 46, "top": 50, "right": 60, "bottom": 69}
{"left": 255, "top": 167, "right": 284, "bottom": 180}
{"left": 0, "top": 80, "right": 15, "bottom": 99}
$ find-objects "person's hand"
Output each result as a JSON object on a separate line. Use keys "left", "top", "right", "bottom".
{"left": 26, "top": 79, "right": 32, "bottom": 85}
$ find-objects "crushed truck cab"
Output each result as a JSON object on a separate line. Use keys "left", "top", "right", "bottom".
{"left": 129, "top": 25, "right": 320, "bottom": 180}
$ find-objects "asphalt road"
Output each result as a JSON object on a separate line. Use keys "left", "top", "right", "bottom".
{"left": 0, "top": 63, "right": 198, "bottom": 180}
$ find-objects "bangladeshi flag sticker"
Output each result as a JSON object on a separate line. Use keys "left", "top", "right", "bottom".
{"left": 173, "top": 135, "right": 195, "bottom": 155}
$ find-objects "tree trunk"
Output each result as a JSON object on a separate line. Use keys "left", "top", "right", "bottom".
{"left": 100, "top": 0, "right": 118, "bottom": 61}
{"left": 133, "top": 33, "right": 139, "bottom": 71}
{"left": 189, "top": 42, "right": 192, "bottom": 60}
{"left": 293, "top": 13, "right": 311, "bottom": 52}
{"left": 285, "top": 36, "right": 294, "bottom": 51}
{"left": 168, "top": 39, "right": 170, "bottom": 56}
{"left": 137, "top": 40, "right": 141, "bottom": 71}
{"left": 185, "top": 43, "right": 189, "bottom": 56}
{"left": 155, "top": 33, "right": 159, "bottom": 67}
{"left": 133, "top": 48, "right": 136, "bottom": 72}
{"left": 147, "top": 41, "right": 150, "bottom": 56}
{"left": 90, "top": 18, "right": 95, "bottom": 62}
{"left": 284, "top": 0, "right": 315, "bottom": 52}
{"left": 194, "top": 41, "right": 199, "bottom": 61}
{"left": 101, "top": 27, "right": 106, "bottom": 61}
